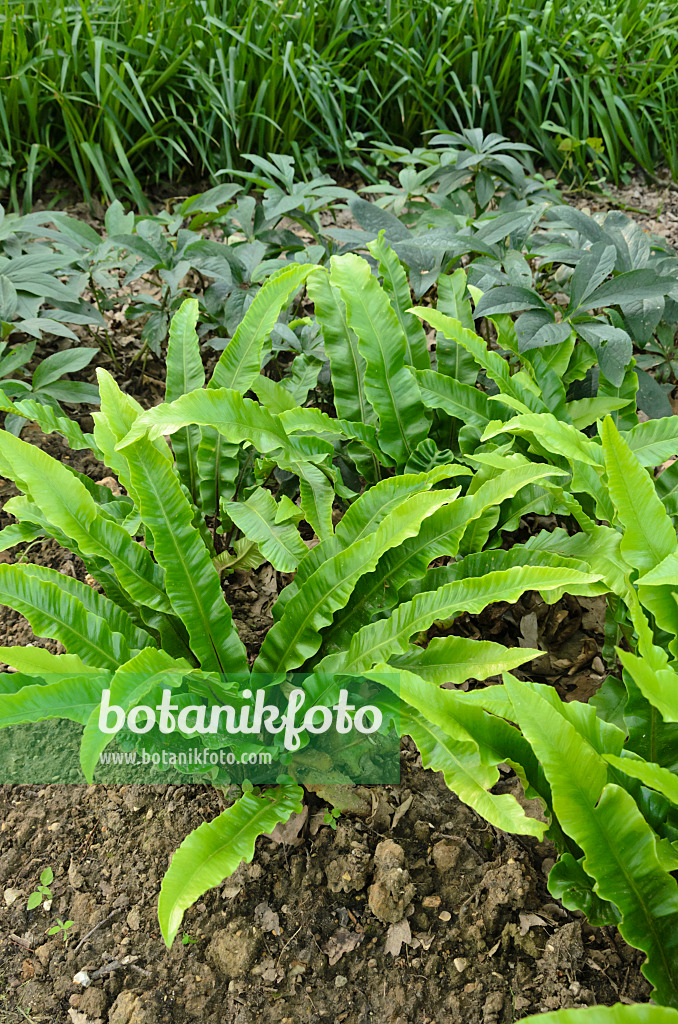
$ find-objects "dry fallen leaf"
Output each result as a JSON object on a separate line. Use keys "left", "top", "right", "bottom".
{"left": 322, "top": 926, "right": 364, "bottom": 966}
{"left": 263, "top": 806, "right": 308, "bottom": 846}
{"left": 519, "top": 911, "right": 548, "bottom": 936}
{"left": 254, "top": 902, "right": 281, "bottom": 935}
{"left": 384, "top": 918, "right": 411, "bottom": 957}
{"left": 391, "top": 791, "right": 413, "bottom": 829}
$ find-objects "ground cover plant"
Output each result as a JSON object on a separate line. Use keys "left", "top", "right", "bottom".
{"left": 3, "top": 136, "right": 678, "bottom": 429}
{"left": 0, "top": 225, "right": 678, "bottom": 1022}
{"left": 2, "top": 0, "right": 678, "bottom": 206}
{"left": 2, "top": 143, "right": 678, "bottom": 1020}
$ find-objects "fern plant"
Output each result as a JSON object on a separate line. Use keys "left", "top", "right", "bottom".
{"left": 371, "top": 417, "right": 678, "bottom": 1008}
{"left": 2, "top": 249, "right": 676, "bottom": 996}
{"left": 0, "top": 265, "right": 602, "bottom": 947}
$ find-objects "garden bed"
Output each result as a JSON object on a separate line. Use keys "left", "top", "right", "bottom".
{"left": 2, "top": 156, "right": 678, "bottom": 1024}
{"left": 0, "top": 765, "right": 649, "bottom": 1024}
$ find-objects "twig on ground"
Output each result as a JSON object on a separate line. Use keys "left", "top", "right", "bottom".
{"left": 73, "top": 908, "right": 121, "bottom": 953}
{"left": 89, "top": 959, "right": 151, "bottom": 980}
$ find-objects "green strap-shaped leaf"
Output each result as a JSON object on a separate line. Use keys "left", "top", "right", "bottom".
{"left": 94, "top": 368, "right": 173, "bottom": 504}
{"left": 166, "top": 299, "right": 206, "bottom": 401}
{"left": 210, "top": 263, "right": 319, "bottom": 392}
{"left": 0, "top": 674, "right": 109, "bottom": 729}
{"left": 524, "top": 525, "right": 630, "bottom": 597}
{"left": 320, "top": 564, "right": 600, "bottom": 674}
{"left": 434, "top": 270, "right": 480, "bottom": 380}
{"left": 369, "top": 232, "right": 429, "bottom": 370}
{"left": 605, "top": 753, "right": 678, "bottom": 805}
{"left": 399, "top": 547, "right": 596, "bottom": 604}
{"left": 306, "top": 271, "right": 375, "bottom": 426}
{"left": 335, "top": 466, "right": 462, "bottom": 546}
{"left": 0, "top": 426, "right": 173, "bottom": 616}
{"left": 124, "top": 436, "right": 248, "bottom": 675}
{"left": 0, "top": 564, "right": 136, "bottom": 668}
{"left": 617, "top": 649, "right": 678, "bottom": 724}
{"left": 249, "top": 374, "right": 299, "bottom": 413}
{"left": 1, "top": 393, "right": 98, "bottom": 453}
{"left": 158, "top": 785, "right": 304, "bottom": 947}
{"left": 254, "top": 489, "right": 457, "bottom": 674}
{"left": 635, "top": 550, "right": 678, "bottom": 652}
{"left": 620, "top": 588, "right": 678, "bottom": 715}
{"left": 223, "top": 488, "right": 308, "bottom": 572}
{"left": 505, "top": 676, "right": 678, "bottom": 1008}
{"left": 0, "top": 521, "right": 44, "bottom": 551}
{"left": 392, "top": 693, "right": 546, "bottom": 837}
{"left": 16, "top": 563, "right": 152, "bottom": 651}
{"left": 548, "top": 853, "right": 621, "bottom": 928}
{"left": 0, "top": 646, "right": 97, "bottom": 676}
{"left": 196, "top": 429, "right": 239, "bottom": 517}
{"left": 522, "top": 1007, "right": 678, "bottom": 1024}
{"left": 119, "top": 387, "right": 332, "bottom": 467}
{"left": 80, "top": 648, "right": 192, "bottom": 782}
{"left": 622, "top": 417, "right": 678, "bottom": 468}
{"left": 390, "top": 635, "right": 542, "bottom": 686}
{"left": 165, "top": 298, "right": 205, "bottom": 503}
{"left": 0, "top": 672, "right": 47, "bottom": 696}
{"left": 329, "top": 254, "right": 429, "bottom": 466}
{"left": 483, "top": 411, "right": 604, "bottom": 467}
{"left": 412, "top": 308, "right": 546, "bottom": 413}
{"left": 272, "top": 466, "right": 462, "bottom": 620}
{"left": 278, "top": 406, "right": 383, "bottom": 461}
{"left": 410, "top": 368, "right": 500, "bottom": 429}
{"left": 637, "top": 550, "right": 678, "bottom": 588}
{"left": 298, "top": 463, "right": 335, "bottom": 542}
{"left": 602, "top": 416, "right": 677, "bottom": 576}
{"left": 326, "top": 463, "right": 569, "bottom": 645}
{"left": 567, "top": 396, "right": 629, "bottom": 430}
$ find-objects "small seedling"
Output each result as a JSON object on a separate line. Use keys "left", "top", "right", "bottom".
{"left": 322, "top": 808, "right": 341, "bottom": 830}
{"left": 27, "top": 868, "right": 53, "bottom": 911}
{"left": 182, "top": 932, "right": 198, "bottom": 946}
{"left": 47, "top": 919, "right": 74, "bottom": 944}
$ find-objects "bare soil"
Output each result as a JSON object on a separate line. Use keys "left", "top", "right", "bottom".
{"left": 0, "top": 762, "right": 649, "bottom": 1024}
